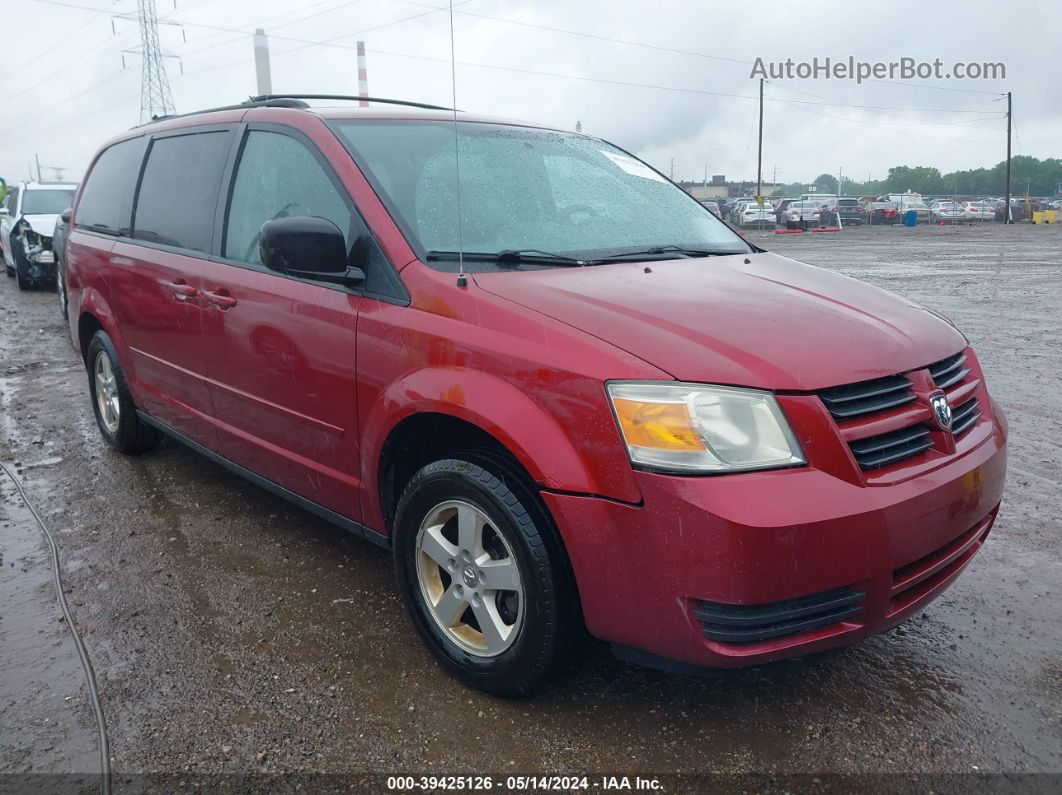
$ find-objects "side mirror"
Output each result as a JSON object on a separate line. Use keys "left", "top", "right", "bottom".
{"left": 61, "top": 208, "right": 72, "bottom": 223}
{"left": 259, "top": 216, "right": 365, "bottom": 287}
{"left": 0, "top": 207, "right": 8, "bottom": 216}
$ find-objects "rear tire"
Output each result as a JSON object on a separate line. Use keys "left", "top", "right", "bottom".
{"left": 86, "top": 330, "right": 159, "bottom": 454}
{"left": 393, "top": 457, "right": 578, "bottom": 696}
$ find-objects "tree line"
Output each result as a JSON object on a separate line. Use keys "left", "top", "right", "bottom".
{"left": 772, "top": 156, "right": 1062, "bottom": 198}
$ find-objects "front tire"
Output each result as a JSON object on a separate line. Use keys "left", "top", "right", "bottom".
{"left": 86, "top": 331, "right": 159, "bottom": 454}
{"left": 393, "top": 458, "right": 577, "bottom": 696}
{"left": 56, "top": 256, "right": 69, "bottom": 319}
{"left": 14, "top": 247, "right": 32, "bottom": 290}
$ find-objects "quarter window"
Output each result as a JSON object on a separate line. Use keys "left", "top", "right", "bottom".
{"left": 76, "top": 137, "right": 145, "bottom": 235}
{"left": 224, "top": 130, "right": 351, "bottom": 265}
{"left": 133, "top": 131, "right": 231, "bottom": 252}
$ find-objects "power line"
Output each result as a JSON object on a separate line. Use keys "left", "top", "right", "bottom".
{"left": 392, "top": 0, "right": 752, "bottom": 66}
{"left": 165, "top": 14, "right": 1003, "bottom": 115}
{"left": 0, "top": 0, "right": 121, "bottom": 87}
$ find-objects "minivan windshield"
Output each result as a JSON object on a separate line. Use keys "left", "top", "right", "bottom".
{"left": 21, "top": 188, "right": 75, "bottom": 215}
{"left": 335, "top": 121, "right": 750, "bottom": 269}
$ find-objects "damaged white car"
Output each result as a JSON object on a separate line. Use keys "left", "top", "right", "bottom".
{"left": 1, "top": 181, "right": 77, "bottom": 290}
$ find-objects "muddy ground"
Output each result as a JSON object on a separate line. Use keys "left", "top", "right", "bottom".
{"left": 1, "top": 223, "right": 1060, "bottom": 789}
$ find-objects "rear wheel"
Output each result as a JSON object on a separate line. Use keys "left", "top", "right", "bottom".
{"left": 86, "top": 331, "right": 159, "bottom": 454}
{"left": 393, "top": 458, "right": 577, "bottom": 696}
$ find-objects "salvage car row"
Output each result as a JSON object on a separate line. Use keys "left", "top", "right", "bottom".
{"left": 708, "top": 194, "right": 1059, "bottom": 229}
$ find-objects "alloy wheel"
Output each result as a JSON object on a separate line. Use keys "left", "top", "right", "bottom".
{"left": 415, "top": 499, "right": 524, "bottom": 657}
{"left": 94, "top": 352, "right": 120, "bottom": 433}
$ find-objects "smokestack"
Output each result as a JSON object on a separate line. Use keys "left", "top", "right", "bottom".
{"left": 357, "top": 40, "right": 368, "bottom": 107}
{"left": 254, "top": 28, "right": 272, "bottom": 95}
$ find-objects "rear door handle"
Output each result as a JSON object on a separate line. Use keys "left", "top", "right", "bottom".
{"left": 203, "top": 289, "right": 237, "bottom": 309}
{"left": 164, "top": 279, "right": 198, "bottom": 301}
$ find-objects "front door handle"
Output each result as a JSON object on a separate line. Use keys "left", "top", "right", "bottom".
{"left": 164, "top": 279, "right": 198, "bottom": 301}
{"left": 203, "top": 289, "right": 237, "bottom": 309}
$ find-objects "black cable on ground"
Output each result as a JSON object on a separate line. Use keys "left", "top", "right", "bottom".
{"left": 0, "top": 460, "right": 111, "bottom": 795}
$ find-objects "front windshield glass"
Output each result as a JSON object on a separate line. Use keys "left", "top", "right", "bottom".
{"left": 21, "top": 189, "right": 75, "bottom": 215}
{"left": 335, "top": 120, "right": 750, "bottom": 268}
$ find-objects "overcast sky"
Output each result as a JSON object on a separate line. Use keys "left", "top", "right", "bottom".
{"left": 3, "top": 0, "right": 1060, "bottom": 187}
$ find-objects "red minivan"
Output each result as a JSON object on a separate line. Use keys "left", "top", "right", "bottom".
{"left": 65, "top": 96, "right": 1007, "bottom": 695}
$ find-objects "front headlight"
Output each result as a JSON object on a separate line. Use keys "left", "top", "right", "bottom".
{"left": 607, "top": 381, "right": 805, "bottom": 473}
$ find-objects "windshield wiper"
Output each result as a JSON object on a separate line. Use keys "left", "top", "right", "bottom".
{"left": 593, "top": 245, "right": 746, "bottom": 262}
{"left": 425, "top": 249, "right": 587, "bottom": 267}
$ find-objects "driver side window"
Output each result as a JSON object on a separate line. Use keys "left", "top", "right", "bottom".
{"left": 224, "top": 130, "right": 352, "bottom": 266}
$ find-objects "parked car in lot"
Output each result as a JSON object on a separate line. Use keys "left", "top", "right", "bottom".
{"left": 784, "top": 200, "right": 823, "bottom": 229}
{"left": 774, "top": 198, "right": 794, "bottom": 225}
{"left": 820, "top": 197, "right": 864, "bottom": 227}
{"left": 994, "top": 198, "right": 1027, "bottom": 222}
{"left": 698, "top": 200, "right": 721, "bottom": 218}
{"left": 960, "top": 201, "right": 994, "bottom": 222}
{"left": 67, "top": 96, "right": 1007, "bottom": 695}
{"left": 899, "top": 201, "right": 931, "bottom": 224}
{"left": 1, "top": 180, "right": 77, "bottom": 289}
{"left": 53, "top": 206, "right": 74, "bottom": 318}
{"left": 864, "top": 200, "right": 900, "bottom": 225}
{"left": 734, "top": 201, "right": 775, "bottom": 229}
{"left": 929, "top": 201, "right": 966, "bottom": 224}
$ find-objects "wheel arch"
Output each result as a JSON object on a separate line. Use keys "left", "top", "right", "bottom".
{"left": 362, "top": 367, "right": 640, "bottom": 535}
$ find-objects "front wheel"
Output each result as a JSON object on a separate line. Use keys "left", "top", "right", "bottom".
{"left": 14, "top": 247, "right": 32, "bottom": 290}
{"left": 393, "top": 458, "right": 577, "bottom": 696}
{"left": 56, "top": 257, "right": 69, "bottom": 319}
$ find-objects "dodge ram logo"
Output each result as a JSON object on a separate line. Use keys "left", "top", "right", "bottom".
{"left": 931, "top": 394, "right": 953, "bottom": 431}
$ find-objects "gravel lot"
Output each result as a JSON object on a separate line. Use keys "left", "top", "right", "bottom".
{"left": 1, "top": 223, "right": 1060, "bottom": 789}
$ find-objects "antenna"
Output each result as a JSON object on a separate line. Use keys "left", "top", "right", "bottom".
{"left": 448, "top": 0, "right": 466, "bottom": 287}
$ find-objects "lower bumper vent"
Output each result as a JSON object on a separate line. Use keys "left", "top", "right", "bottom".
{"left": 694, "top": 588, "right": 864, "bottom": 644}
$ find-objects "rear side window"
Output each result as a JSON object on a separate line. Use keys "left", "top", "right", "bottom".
{"left": 133, "top": 130, "right": 231, "bottom": 252}
{"left": 224, "top": 130, "right": 351, "bottom": 265}
{"left": 76, "top": 138, "right": 145, "bottom": 234}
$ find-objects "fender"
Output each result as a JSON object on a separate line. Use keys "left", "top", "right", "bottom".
{"left": 359, "top": 366, "right": 643, "bottom": 533}
{"left": 76, "top": 287, "right": 143, "bottom": 399}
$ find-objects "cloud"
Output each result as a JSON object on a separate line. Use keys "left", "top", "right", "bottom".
{"left": 2, "top": 0, "right": 1056, "bottom": 186}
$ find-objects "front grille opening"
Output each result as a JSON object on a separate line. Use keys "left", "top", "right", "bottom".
{"left": 890, "top": 516, "right": 992, "bottom": 613}
{"left": 694, "top": 588, "right": 864, "bottom": 644}
{"left": 848, "top": 424, "right": 933, "bottom": 470}
{"left": 951, "top": 397, "right": 981, "bottom": 436}
{"left": 817, "top": 374, "right": 916, "bottom": 421}
{"left": 929, "top": 352, "right": 970, "bottom": 390}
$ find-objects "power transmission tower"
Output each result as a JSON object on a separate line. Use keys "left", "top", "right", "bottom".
{"left": 116, "top": 0, "right": 180, "bottom": 123}
{"left": 135, "top": 0, "right": 175, "bottom": 122}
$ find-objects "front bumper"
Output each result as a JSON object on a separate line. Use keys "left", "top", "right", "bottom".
{"left": 545, "top": 407, "right": 1006, "bottom": 669}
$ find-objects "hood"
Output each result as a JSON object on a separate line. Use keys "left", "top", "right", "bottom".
{"left": 474, "top": 252, "right": 966, "bottom": 391}
{"left": 21, "top": 214, "right": 58, "bottom": 237}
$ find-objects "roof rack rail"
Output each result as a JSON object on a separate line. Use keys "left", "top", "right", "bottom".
{"left": 130, "top": 95, "right": 451, "bottom": 130}
{"left": 131, "top": 96, "right": 311, "bottom": 128}
{"left": 246, "top": 94, "right": 455, "bottom": 112}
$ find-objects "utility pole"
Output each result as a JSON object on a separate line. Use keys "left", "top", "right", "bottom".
{"left": 1004, "top": 91, "right": 1012, "bottom": 223}
{"left": 357, "top": 41, "right": 369, "bottom": 107}
{"left": 253, "top": 28, "right": 272, "bottom": 96}
{"left": 756, "top": 77, "right": 764, "bottom": 204}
